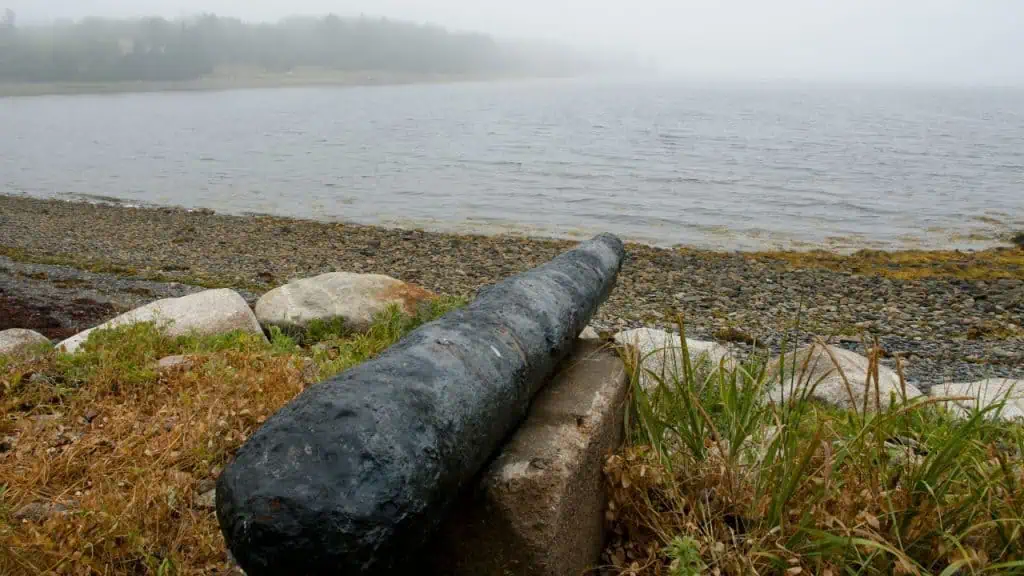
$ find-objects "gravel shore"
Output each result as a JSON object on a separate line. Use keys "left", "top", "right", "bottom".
{"left": 2, "top": 195, "right": 1021, "bottom": 389}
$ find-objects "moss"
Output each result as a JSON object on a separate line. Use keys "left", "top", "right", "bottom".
{"left": 965, "top": 322, "right": 1021, "bottom": 341}
{"left": 0, "top": 245, "right": 266, "bottom": 292}
{"left": 0, "top": 245, "right": 139, "bottom": 276}
{"left": 714, "top": 326, "right": 757, "bottom": 345}
{"left": 16, "top": 270, "right": 49, "bottom": 281}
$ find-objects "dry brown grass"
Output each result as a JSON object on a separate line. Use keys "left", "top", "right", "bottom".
{"left": 0, "top": 298, "right": 463, "bottom": 575}
{"left": 1, "top": 343, "right": 306, "bottom": 574}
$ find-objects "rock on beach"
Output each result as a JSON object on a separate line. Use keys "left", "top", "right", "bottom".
{"left": 614, "top": 327, "right": 734, "bottom": 390}
{"left": 254, "top": 272, "right": 435, "bottom": 332}
{"left": 58, "top": 289, "right": 264, "bottom": 353}
{"left": 768, "top": 344, "right": 923, "bottom": 411}
{"left": 929, "top": 379, "right": 1024, "bottom": 420}
{"left": 0, "top": 328, "right": 51, "bottom": 356}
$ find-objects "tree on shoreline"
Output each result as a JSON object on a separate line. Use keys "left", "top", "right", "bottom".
{"left": 0, "top": 13, "right": 591, "bottom": 84}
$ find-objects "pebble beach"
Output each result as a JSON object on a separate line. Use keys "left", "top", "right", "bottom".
{"left": 1, "top": 195, "right": 1022, "bottom": 389}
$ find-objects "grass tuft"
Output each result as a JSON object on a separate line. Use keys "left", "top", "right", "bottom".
{"left": 605, "top": 321, "right": 1024, "bottom": 575}
{"left": 0, "top": 297, "right": 462, "bottom": 575}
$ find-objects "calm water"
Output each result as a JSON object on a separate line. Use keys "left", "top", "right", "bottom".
{"left": 2, "top": 78, "right": 1023, "bottom": 250}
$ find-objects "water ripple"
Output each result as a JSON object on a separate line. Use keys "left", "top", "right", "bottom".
{"left": 1, "top": 79, "right": 1022, "bottom": 250}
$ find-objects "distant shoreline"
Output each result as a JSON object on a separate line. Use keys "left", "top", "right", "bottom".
{"left": 0, "top": 70, "right": 543, "bottom": 98}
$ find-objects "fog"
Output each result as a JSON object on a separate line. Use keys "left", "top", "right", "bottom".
{"left": 5, "top": 0, "right": 1024, "bottom": 85}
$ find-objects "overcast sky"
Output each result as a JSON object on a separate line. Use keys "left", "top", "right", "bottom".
{"left": 6, "top": 0, "right": 1023, "bottom": 85}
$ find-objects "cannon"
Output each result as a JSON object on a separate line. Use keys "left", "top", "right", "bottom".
{"left": 216, "top": 233, "right": 625, "bottom": 575}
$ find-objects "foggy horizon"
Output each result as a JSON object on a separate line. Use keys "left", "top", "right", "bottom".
{"left": 4, "top": 0, "right": 1024, "bottom": 86}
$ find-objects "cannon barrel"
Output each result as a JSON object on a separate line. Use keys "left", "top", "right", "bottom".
{"left": 216, "top": 233, "right": 625, "bottom": 575}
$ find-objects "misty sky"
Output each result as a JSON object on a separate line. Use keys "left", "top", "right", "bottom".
{"left": 7, "top": 0, "right": 1023, "bottom": 85}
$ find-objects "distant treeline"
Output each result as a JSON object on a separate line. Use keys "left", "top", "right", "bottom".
{"left": 0, "top": 13, "right": 594, "bottom": 83}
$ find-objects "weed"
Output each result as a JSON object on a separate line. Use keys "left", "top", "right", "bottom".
{"left": 665, "top": 536, "right": 705, "bottom": 576}
{"left": 714, "top": 326, "right": 757, "bottom": 345}
{"left": 605, "top": 321, "right": 1024, "bottom": 575}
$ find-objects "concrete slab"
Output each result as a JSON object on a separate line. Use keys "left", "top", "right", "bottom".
{"left": 427, "top": 339, "right": 629, "bottom": 576}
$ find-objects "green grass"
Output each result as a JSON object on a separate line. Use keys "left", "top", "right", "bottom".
{"left": 303, "top": 295, "right": 465, "bottom": 379}
{"left": 2, "top": 296, "right": 465, "bottom": 410}
{"left": 607, "top": 321, "right": 1024, "bottom": 575}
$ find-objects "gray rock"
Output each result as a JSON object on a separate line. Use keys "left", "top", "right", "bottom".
{"left": 300, "top": 357, "right": 320, "bottom": 384}
{"left": 158, "top": 355, "right": 194, "bottom": 372}
{"left": 0, "top": 328, "right": 50, "bottom": 356}
{"left": 14, "top": 500, "right": 76, "bottom": 523}
{"left": 929, "top": 379, "right": 1024, "bottom": 420}
{"left": 196, "top": 489, "right": 217, "bottom": 510}
{"left": 768, "top": 344, "right": 922, "bottom": 411}
{"left": 58, "top": 289, "right": 264, "bottom": 353}
{"left": 613, "top": 328, "right": 734, "bottom": 390}
{"left": 255, "top": 272, "right": 435, "bottom": 332}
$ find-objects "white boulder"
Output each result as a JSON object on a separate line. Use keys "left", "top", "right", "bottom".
{"left": 767, "top": 344, "right": 922, "bottom": 411}
{"left": 58, "top": 289, "right": 264, "bottom": 353}
{"left": 0, "top": 328, "right": 51, "bottom": 356}
{"left": 255, "top": 272, "right": 435, "bottom": 332}
{"left": 929, "top": 379, "right": 1024, "bottom": 420}
{"left": 613, "top": 328, "right": 734, "bottom": 390}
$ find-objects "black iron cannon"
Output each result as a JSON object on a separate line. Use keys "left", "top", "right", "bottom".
{"left": 216, "top": 233, "right": 625, "bottom": 575}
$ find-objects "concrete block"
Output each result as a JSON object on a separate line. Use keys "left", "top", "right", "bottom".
{"left": 427, "top": 340, "right": 629, "bottom": 576}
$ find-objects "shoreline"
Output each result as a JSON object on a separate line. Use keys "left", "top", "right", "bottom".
{"left": 0, "top": 71, "right": 552, "bottom": 98}
{"left": 1, "top": 194, "right": 1022, "bottom": 387}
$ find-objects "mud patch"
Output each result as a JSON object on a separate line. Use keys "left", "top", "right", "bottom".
{"left": 0, "top": 294, "right": 117, "bottom": 340}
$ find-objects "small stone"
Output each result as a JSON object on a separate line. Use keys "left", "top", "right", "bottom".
{"left": 158, "top": 355, "right": 193, "bottom": 372}
{"left": 31, "top": 412, "right": 63, "bottom": 423}
{"left": 83, "top": 408, "right": 99, "bottom": 423}
{"left": 14, "top": 501, "right": 75, "bottom": 523}
{"left": 197, "top": 478, "right": 216, "bottom": 494}
{"left": 301, "top": 358, "right": 320, "bottom": 384}
{"left": 196, "top": 489, "right": 217, "bottom": 510}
